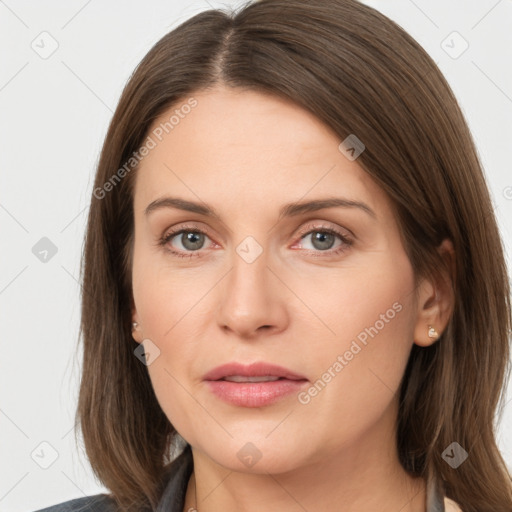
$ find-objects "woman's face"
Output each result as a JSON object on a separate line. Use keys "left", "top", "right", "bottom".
{"left": 131, "top": 85, "right": 426, "bottom": 473}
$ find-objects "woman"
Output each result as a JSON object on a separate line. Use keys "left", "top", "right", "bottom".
{"left": 35, "top": 0, "right": 512, "bottom": 511}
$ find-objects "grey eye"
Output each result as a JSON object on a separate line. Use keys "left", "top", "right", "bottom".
{"left": 175, "top": 231, "right": 207, "bottom": 251}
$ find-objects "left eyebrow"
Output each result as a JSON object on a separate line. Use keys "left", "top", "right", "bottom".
{"left": 277, "top": 198, "right": 376, "bottom": 220}
{"left": 144, "top": 196, "right": 376, "bottom": 221}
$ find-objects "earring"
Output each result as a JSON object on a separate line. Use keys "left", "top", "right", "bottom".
{"left": 132, "top": 322, "right": 138, "bottom": 330}
{"left": 428, "top": 325, "right": 438, "bottom": 339}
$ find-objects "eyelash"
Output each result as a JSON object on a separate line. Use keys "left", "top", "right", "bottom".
{"left": 157, "top": 222, "right": 353, "bottom": 259}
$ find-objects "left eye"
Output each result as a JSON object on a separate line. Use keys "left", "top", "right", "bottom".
{"left": 298, "top": 229, "right": 344, "bottom": 251}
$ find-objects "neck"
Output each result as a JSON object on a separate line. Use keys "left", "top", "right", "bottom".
{"left": 182, "top": 409, "right": 426, "bottom": 512}
{"left": 184, "top": 456, "right": 425, "bottom": 512}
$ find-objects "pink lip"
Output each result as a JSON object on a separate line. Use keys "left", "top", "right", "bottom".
{"left": 203, "top": 361, "right": 307, "bottom": 381}
{"left": 203, "top": 362, "right": 308, "bottom": 408}
{"left": 205, "top": 379, "right": 308, "bottom": 407}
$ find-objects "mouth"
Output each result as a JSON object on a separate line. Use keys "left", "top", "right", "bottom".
{"left": 203, "top": 361, "right": 307, "bottom": 382}
{"left": 203, "top": 362, "right": 308, "bottom": 407}
{"left": 220, "top": 375, "right": 296, "bottom": 382}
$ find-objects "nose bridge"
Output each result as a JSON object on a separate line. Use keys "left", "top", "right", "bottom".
{"left": 228, "top": 236, "right": 271, "bottom": 306}
{"left": 216, "top": 234, "right": 285, "bottom": 335}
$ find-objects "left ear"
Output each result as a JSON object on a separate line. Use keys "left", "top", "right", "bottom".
{"left": 413, "top": 238, "right": 455, "bottom": 347}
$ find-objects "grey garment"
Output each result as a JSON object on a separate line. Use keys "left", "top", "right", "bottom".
{"left": 426, "top": 470, "right": 447, "bottom": 512}
{"left": 156, "top": 444, "right": 194, "bottom": 512}
{"left": 33, "top": 445, "right": 446, "bottom": 512}
{"left": 32, "top": 446, "right": 193, "bottom": 512}
{"left": 32, "top": 494, "right": 119, "bottom": 512}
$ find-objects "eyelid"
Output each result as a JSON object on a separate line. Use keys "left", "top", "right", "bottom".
{"left": 294, "top": 220, "right": 353, "bottom": 241}
{"left": 162, "top": 221, "right": 213, "bottom": 239}
{"left": 160, "top": 222, "right": 217, "bottom": 251}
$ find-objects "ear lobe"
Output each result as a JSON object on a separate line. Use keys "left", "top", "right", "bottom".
{"left": 131, "top": 321, "right": 143, "bottom": 344}
{"left": 131, "top": 304, "right": 143, "bottom": 344}
{"left": 413, "top": 239, "right": 455, "bottom": 347}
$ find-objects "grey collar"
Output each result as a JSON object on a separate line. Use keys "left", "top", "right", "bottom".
{"left": 156, "top": 444, "right": 194, "bottom": 512}
{"left": 156, "top": 445, "right": 446, "bottom": 512}
{"left": 426, "top": 470, "right": 446, "bottom": 512}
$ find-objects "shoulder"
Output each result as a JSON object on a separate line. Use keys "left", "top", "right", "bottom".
{"left": 32, "top": 493, "right": 118, "bottom": 512}
{"left": 444, "top": 496, "right": 464, "bottom": 512}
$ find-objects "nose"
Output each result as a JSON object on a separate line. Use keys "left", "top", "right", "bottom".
{"left": 216, "top": 246, "right": 288, "bottom": 339}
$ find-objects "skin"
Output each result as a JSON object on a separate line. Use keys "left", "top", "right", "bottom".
{"left": 130, "top": 85, "right": 454, "bottom": 512}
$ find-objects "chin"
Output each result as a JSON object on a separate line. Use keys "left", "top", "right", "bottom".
{"left": 197, "top": 436, "right": 311, "bottom": 475}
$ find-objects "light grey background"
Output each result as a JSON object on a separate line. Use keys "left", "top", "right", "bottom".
{"left": 1, "top": 1, "right": 511, "bottom": 511}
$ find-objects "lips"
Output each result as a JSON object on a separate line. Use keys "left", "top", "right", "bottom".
{"left": 203, "top": 362, "right": 309, "bottom": 407}
{"left": 203, "top": 361, "right": 307, "bottom": 382}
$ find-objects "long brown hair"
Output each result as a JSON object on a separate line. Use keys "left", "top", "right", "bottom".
{"left": 75, "top": 0, "right": 512, "bottom": 510}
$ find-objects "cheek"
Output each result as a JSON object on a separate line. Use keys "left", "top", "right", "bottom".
{"left": 288, "top": 310, "right": 415, "bottom": 460}
{"left": 338, "top": 258, "right": 416, "bottom": 382}
{"left": 131, "top": 255, "right": 211, "bottom": 427}
{"left": 132, "top": 244, "right": 201, "bottom": 337}
{"left": 287, "top": 245, "right": 415, "bottom": 351}
{"left": 136, "top": 304, "right": 201, "bottom": 435}
{"left": 302, "top": 257, "right": 416, "bottom": 433}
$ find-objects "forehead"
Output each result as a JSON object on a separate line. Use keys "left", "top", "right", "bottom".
{"left": 133, "top": 86, "right": 390, "bottom": 221}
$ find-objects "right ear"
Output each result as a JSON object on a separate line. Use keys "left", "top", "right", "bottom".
{"left": 131, "top": 296, "right": 143, "bottom": 344}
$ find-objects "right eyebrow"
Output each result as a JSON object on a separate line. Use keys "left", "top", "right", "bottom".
{"left": 144, "top": 196, "right": 221, "bottom": 220}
